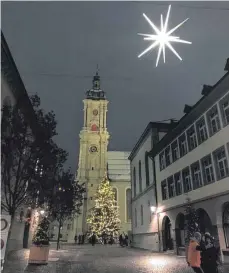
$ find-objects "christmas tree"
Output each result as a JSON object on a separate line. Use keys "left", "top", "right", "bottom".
{"left": 87, "top": 175, "right": 121, "bottom": 237}
{"left": 184, "top": 197, "right": 200, "bottom": 244}
{"left": 32, "top": 216, "right": 50, "bottom": 246}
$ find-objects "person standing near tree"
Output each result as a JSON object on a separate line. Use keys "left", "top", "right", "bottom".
{"left": 197, "top": 234, "right": 220, "bottom": 273}
{"left": 119, "top": 234, "right": 123, "bottom": 247}
{"left": 91, "top": 233, "right": 96, "bottom": 246}
{"left": 187, "top": 232, "right": 204, "bottom": 273}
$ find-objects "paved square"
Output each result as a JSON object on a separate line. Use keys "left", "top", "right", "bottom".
{"left": 3, "top": 244, "right": 228, "bottom": 273}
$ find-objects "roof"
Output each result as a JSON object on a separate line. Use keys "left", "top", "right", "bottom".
{"left": 1, "top": 31, "right": 38, "bottom": 135}
{"left": 149, "top": 70, "right": 229, "bottom": 158}
{"left": 128, "top": 121, "right": 177, "bottom": 161}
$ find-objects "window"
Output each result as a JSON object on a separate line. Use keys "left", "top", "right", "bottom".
{"left": 159, "top": 152, "right": 165, "bottom": 171}
{"left": 148, "top": 201, "right": 152, "bottom": 223}
{"left": 213, "top": 146, "right": 229, "bottom": 180}
{"left": 179, "top": 134, "right": 187, "bottom": 157}
{"left": 171, "top": 140, "right": 179, "bottom": 162}
{"left": 126, "top": 189, "right": 131, "bottom": 222}
{"left": 187, "top": 126, "right": 197, "bottom": 151}
{"left": 219, "top": 94, "right": 229, "bottom": 126}
{"left": 201, "top": 155, "right": 215, "bottom": 184}
{"left": 139, "top": 160, "right": 142, "bottom": 192}
{"left": 161, "top": 180, "right": 167, "bottom": 200}
{"left": 196, "top": 117, "right": 208, "bottom": 144}
{"left": 113, "top": 188, "right": 117, "bottom": 204}
{"left": 174, "top": 172, "right": 182, "bottom": 196}
{"left": 133, "top": 167, "right": 136, "bottom": 197}
{"left": 167, "top": 176, "right": 175, "bottom": 198}
{"left": 191, "top": 161, "right": 202, "bottom": 190}
{"left": 145, "top": 152, "right": 150, "bottom": 187}
{"left": 141, "top": 205, "right": 144, "bottom": 225}
{"left": 165, "top": 146, "right": 171, "bottom": 166}
{"left": 223, "top": 203, "right": 229, "bottom": 248}
{"left": 207, "top": 105, "right": 221, "bottom": 136}
{"left": 135, "top": 208, "right": 137, "bottom": 227}
{"left": 141, "top": 205, "right": 143, "bottom": 225}
{"left": 182, "top": 168, "right": 192, "bottom": 193}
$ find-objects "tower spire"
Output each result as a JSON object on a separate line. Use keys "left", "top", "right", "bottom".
{"left": 86, "top": 65, "right": 105, "bottom": 100}
{"left": 96, "top": 64, "right": 99, "bottom": 76}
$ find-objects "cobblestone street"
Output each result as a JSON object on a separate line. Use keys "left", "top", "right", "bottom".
{"left": 3, "top": 244, "right": 229, "bottom": 273}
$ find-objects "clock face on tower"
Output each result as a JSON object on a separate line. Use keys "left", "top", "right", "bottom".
{"left": 93, "top": 109, "right": 98, "bottom": 116}
{"left": 89, "top": 146, "right": 98, "bottom": 153}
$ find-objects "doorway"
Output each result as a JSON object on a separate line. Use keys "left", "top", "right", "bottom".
{"left": 162, "top": 216, "right": 173, "bottom": 251}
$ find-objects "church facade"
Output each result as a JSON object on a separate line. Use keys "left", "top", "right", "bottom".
{"left": 62, "top": 71, "right": 131, "bottom": 242}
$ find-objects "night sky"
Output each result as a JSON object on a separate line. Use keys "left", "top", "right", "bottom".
{"left": 2, "top": 1, "right": 229, "bottom": 172}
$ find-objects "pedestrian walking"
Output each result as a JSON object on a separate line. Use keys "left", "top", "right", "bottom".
{"left": 91, "top": 232, "right": 96, "bottom": 246}
{"left": 187, "top": 232, "right": 204, "bottom": 273}
{"left": 125, "top": 234, "right": 128, "bottom": 247}
{"left": 197, "top": 233, "right": 220, "bottom": 273}
{"left": 119, "top": 234, "right": 123, "bottom": 247}
{"left": 78, "top": 235, "right": 81, "bottom": 245}
{"left": 74, "top": 235, "right": 77, "bottom": 244}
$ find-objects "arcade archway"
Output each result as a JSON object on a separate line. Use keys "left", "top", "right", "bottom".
{"left": 162, "top": 216, "right": 173, "bottom": 251}
{"left": 175, "top": 213, "right": 185, "bottom": 247}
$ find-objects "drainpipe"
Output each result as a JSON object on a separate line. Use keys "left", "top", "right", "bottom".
{"left": 152, "top": 156, "right": 161, "bottom": 252}
{"left": 150, "top": 129, "right": 161, "bottom": 253}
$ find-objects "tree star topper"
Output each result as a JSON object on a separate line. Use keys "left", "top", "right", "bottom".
{"left": 138, "top": 5, "right": 192, "bottom": 67}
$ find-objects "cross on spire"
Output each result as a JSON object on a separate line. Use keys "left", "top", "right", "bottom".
{"left": 96, "top": 64, "right": 99, "bottom": 76}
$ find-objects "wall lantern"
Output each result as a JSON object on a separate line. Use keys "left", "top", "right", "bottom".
{"left": 150, "top": 206, "right": 156, "bottom": 213}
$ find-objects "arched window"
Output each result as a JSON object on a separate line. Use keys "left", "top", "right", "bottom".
{"left": 112, "top": 188, "right": 118, "bottom": 204}
{"left": 139, "top": 160, "right": 142, "bottom": 192}
{"left": 126, "top": 189, "right": 131, "bottom": 222}
{"left": 133, "top": 167, "right": 136, "bottom": 197}
{"left": 145, "top": 152, "right": 150, "bottom": 187}
{"left": 223, "top": 203, "right": 229, "bottom": 248}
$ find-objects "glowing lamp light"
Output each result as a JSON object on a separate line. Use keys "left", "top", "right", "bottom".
{"left": 40, "top": 210, "right": 45, "bottom": 215}
{"left": 150, "top": 206, "right": 156, "bottom": 213}
{"left": 138, "top": 5, "right": 192, "bottom": 67}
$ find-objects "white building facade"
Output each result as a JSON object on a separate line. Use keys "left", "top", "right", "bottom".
{"left": 129, "top": 122, "right": 176, "bottom": 251}
{"left": 1, "top": 32, "right": 40, "bottom": 252}
{"left": 107, "top": 151, "right": 131, "bottom": 234}
{"left": 150, "top": 63, "right": 229, "bottom": 262}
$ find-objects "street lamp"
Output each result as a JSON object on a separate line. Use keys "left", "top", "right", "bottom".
{"left": 150, "top": 206, "right": 156, "bottom": 213}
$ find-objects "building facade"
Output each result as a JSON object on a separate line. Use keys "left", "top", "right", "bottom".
{"left": 149, "top": 60, "right": 229, "bottom": 262}
{"left": 1, "top": 32, "right": 39, "bottom": 252}
{"left": 129, "top": 122, "right": 176, "bottom": 251}
{"left": 65, "top": 72, "right": 131, "bottom": 242}
{"left": 107, "top": 151, "right": 131, "bottom": 234}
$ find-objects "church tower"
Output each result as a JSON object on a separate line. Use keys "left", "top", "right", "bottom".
{"left": 76, "top": 70, "right": 110, "bottom": 233}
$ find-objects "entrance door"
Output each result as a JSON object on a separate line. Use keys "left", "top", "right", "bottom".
{"left": 163, "top": 216, "right": 173, "bottom": 251}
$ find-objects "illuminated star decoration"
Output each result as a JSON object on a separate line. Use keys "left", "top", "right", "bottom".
{"left": 138, "top": 5, "right": 192, "bottom": 67}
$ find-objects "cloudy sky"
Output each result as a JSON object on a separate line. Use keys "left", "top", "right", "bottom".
{"left": 2, "top": 1, "right": 229, "bottom": 172}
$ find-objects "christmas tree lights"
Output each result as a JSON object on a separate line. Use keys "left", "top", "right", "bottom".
{"left": 184, "top": 197, "right": 200, "bottom": 244}
{"left": 87, "top": 175, "right": 121, "bottom": 237}
{"left": 32, "top": 216, "right": 50, "bottom": 246}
